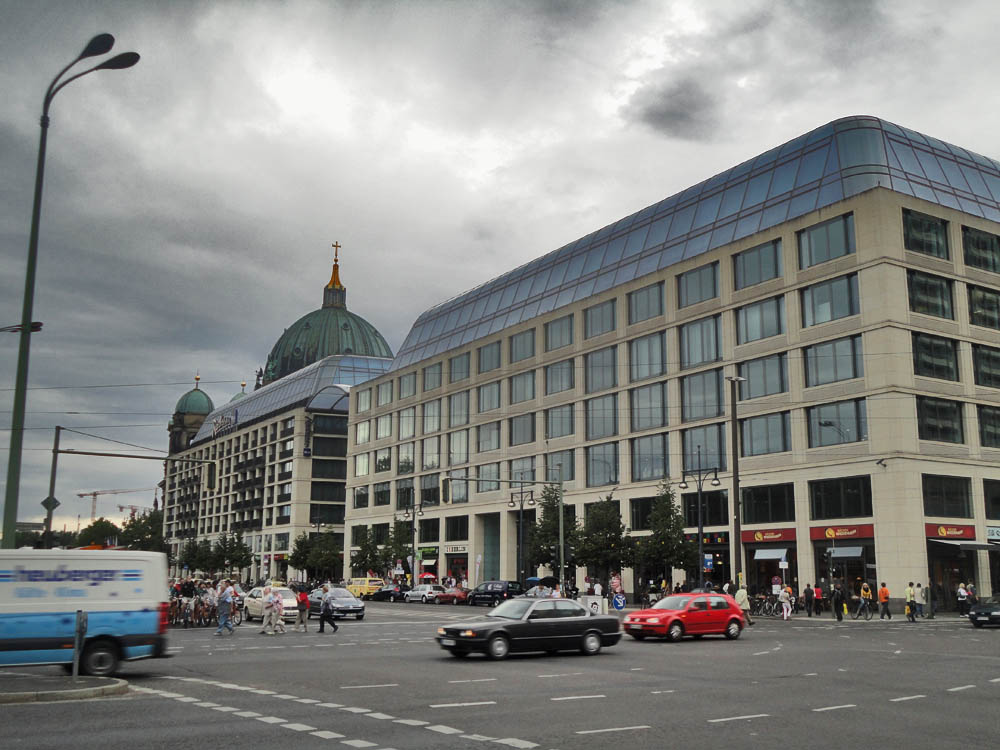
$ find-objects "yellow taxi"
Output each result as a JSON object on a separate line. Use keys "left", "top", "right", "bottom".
{"left": 347, "top": 577, "right": 385, "bottom": 599}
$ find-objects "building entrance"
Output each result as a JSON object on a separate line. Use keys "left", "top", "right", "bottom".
{"left": 927, "top": 539, "right": 980, "bottom": 611}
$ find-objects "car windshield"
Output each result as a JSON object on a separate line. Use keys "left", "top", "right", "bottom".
{"left": 332, "top": 588, "right": 357, "bottom": 600}
{"left": 488, "top": 599, "right": 533, "bottom": 619}
{"left": 978, "top": 596, "right": 1000, "bottom": 606}
{"left": 275, "top": 588, "right": 295, "bottom": 599}
{"left": 652, "top": 595, "right": 692, "bottom": 611}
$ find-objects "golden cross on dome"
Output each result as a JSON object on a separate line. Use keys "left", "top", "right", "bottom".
{"left": 332, "top": 241, "right": 341, "bottom": 261}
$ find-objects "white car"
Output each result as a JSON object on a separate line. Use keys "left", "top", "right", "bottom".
{"left": 404, "top": 584, "right": 447, "bottom": 603}
{"left": 243, "top": 587, "right": 297, "bottom": 622}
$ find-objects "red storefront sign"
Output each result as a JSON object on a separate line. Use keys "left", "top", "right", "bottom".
{"left": 808, "top": 524, "right": 875, "bottom": 541}
{"left": 741, "top": 528, "right": 796, "bottom": 543}
{"left": 924, "top": 523, "right": 976, "bottom": 540}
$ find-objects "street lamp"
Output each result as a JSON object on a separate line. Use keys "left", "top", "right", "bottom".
{"left": 2, "top": 34, "right": 140, "bottom": 549}
{"left": 726, "top": 375, "right": 747, "bottom": 586}
{"left": 507, "top": 489, "right": 535, "bottom": 584}
{"left": 403, "top": 494, "right": 424, "bottom": 585}
{"left": 678, "top": 445, "right": 721, "bottom": 590}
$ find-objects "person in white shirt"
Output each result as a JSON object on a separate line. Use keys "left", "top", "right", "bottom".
{"left": 733, "top": 585, "right": 753, "bottom": 626}
{"left": 778, "top": 587, "right": 791, "bottom": 620}
{"left": 593, "top": 581, "right": 603, "bottom": 597}
{"left": 259, "top": 586, "right": 275, "bottom": 635}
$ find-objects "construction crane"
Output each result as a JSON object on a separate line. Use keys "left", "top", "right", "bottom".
{"left": 117, "top": 503, "right": 155, "bottom": 520}
{"left": 76, "top": 487, "right": 157, "bottom": 522}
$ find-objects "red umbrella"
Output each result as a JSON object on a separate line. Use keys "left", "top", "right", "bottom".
{"left": 419, "top": 572, "right": 437, "bottom": 580}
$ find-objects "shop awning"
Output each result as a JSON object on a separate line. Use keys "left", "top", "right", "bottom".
{"left": 829, "top": 546, "right": 864, "bottom": 559}
{"left": 929, "top": 539, "right": 995, "bottom": 552}
{"left": 754, "top": 548, "right": 787, "bottom": 561}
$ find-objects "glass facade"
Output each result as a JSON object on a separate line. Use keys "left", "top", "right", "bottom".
{"left": 586, "top": 443, "right": 618, "bottom": 487}
{"left": 681, "top": 368, "right": 723, "bottom": 422}
{"left": 741, "top": 412, "right": 792, "bottom": 456}
{"left": 733, "top": 239, "right": 782, "bottom": 290}
{"left": 677, "top": 262, "right": 718, "bottom": 307}
{"left": 908, "top": 270, "right": 953, "bottom": 319}
{"left": 969, "top": 285, "right": 1000, "bottom": 329}
{"left": 922, "top": 474, "right": 971, "bottom": 517}
{"left": 478, "top": 381, "right": 500, "bottom": 412}
{"left": 629, "top": 331, "right": 666, "bottom": 382}
{"left": 804, "top": 335, "right": 863, "bottom": 387}
{"left": 680, "top": 315, "right": 721, "bottom": 369}
{"left": 545, "top": 404, "right": 575, "bottom": 439}
{"left": 545, "top": 359, "right": 574, "bottom": 395}
{"left": 802, "top": 274, "right": 859, "bottom": 326}
{"left": 585, "top": 346, "right": 617, "bottom": 393}
{"left": 628, "top": 282, "right": 663, "bottom": 324}
{"left": 510, "top": 329, "right": 536, "bottom": 363}
{"left": 912, "top": 332, "right": 959, "bottom": 381}
{"left": 798, "top": 213, "right": 855, "bottom": 268}
{"left": 682, "top": 424, "right": 726, "bottom": 471}
{"left": 478, "top": 341, "right": 501, "bottom": 373}
{"left": 449, "top": 352, "right": 470, "bottom": 383}
{"left": 903, "top": 208, "right": 948, "bottom": 259}
{"left": 963, "top": 225, "right": 1000, "bottom": 274}
{"left": 916, "top": 397, "right": 964, "bottom": 443}
{"left": 632, "top": 433, "right": 668, "bottom": 481}
{"left": 585, "top": 300, "right": 616, "bottom": 338}
{"left": 736, "top": 296, "right": 785, "bottom": 344}
{"left": 973, "top": 344, "right": 1000, "bottom": 387}
{"left": 586, "top": 394, "right": 617, "bottom": 440}
{"left": 510, "top": 371, "right": 536, "bottom": 403}
{"left": 807, "top": 399, "right": 868, "bottom": 447}
{"left": 545, "top": 314, "right": 573, "bottom": 352}
{"left": 810, "top": 476, "right": 872, "bottom": 520}
{"left": 630, "top": 381, "right": 668, "bottom": 431}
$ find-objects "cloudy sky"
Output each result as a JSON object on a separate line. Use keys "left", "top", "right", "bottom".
{"left": 2, "top": 0, "right": 999, "bottom": 533}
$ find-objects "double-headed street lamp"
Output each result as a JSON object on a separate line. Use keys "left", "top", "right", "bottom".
{"left": 726, "top": 375, "right": 746, "bottom": 585}
{"left": 678, "top": 445, "right": 720, "bottom": 590}
{"left": 508, "top": 489, "right": 535, "bottom": 584}
{"left": 2, "top": 34, "right": 140, "bottom": 549}
{"left": 402, "top": 494, "right": 425, "bottom": 584}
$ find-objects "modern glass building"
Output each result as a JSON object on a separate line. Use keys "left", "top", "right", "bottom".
{"left": 345, "top": 115, "right": 1000, "bottom": 605}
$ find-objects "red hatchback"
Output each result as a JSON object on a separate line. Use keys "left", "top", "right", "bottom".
{"left": 623, "top": 593, "right": 744, "bottom": 642}
{"left": 435, "top": 586, "right": 470, "bottom": 605}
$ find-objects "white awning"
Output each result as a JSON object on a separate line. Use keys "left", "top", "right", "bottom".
{"left": 829, "top": 546, "right": 864, "bottom": 559}
{"left": 929, "top": 539, "right": 995, "bottom": 551}
{"left": 754, "top": 548, "right": 787, "bottom": 561}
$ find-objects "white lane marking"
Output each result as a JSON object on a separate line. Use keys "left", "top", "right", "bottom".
{"left": 256, "top": 716, "right": 287, "bottom": 724}
{"left": 449, "top": 678, "right": 497, "bottom": 684}
{"left": 576, "top": 726, "right": 652, "bottom": 734}
{"left": 804, "top": 673, "right": 818, "bottom": 676}
{"left": 212, "top": 706, "right": 240, "bottom": 712}
{"left": 890, "top": 695, "right": 926, "bottom": 702}
{"left": 273, "top": 694, "right": 299, "bottom": 699}
{"left": 282, "top": 723, "right": 317, "bottom": 731}
{"left": 893, "top": 650, "right": 902, "bottom": 655}
{"left": 317, "top": 702, "right": 344, "bottom": 708}
{"left": 462, "top": 734, "right": 497, "bottom": 741}
{"left": 340, "top": 741, "right": 377, "bottom": 748}
{"left": 426, "top": 725, "right": 464, "bottom": 734}
{"left": 813, "top": 704, "right": 856, "bottom": 712}
{"left": 650, "top": 690, "right": 675, "bottom": 694}
{"left": 538, "top": 673, "right": 582, "bottom": 678}
{"left": 430, "top": 701, "right": 497, "bottom": 708}
{"left": 947, "top": 685, "right": 975, "bottom": 692}
{"left": 365, "top": 712, "right": 395, "bottom": 720}
{"left": 752, "top": 651, "right": 769, "bottom": 656}
{"left": 292, "top": 645, "right": 310, "bottom": 648}
{"left": 340, "top": 707, "right": 371, "bottom": 713}
{"left": 551, "top": 695, "right": 605, "bottom": 701}
{"left": 341, "top": 684, "right": 398, "bottom": 689}
{"left": 394, "top": 719, "right": 429, "bottom": 726}
{"left": 235, "top": 711, "right": 262, "bottom": 717}
{"left": 311, "top": 731, "right": 345, "bottom": 739}
{"left": 252, "top": 689, "right": 276, "bottom": 694}
{"left": 157, "top": 691, "right": 183, "bottom": 698}
{"left": 629, "top": 668, "right": 644, "bottom": 671}
{"left": 493, "top": 739, "right": 539, "bottom": 748}
{"left": 708, "top": 714, "right": 769, "bottom": 723}
{"left": 990, "top": 678, "right": 1000, "bottom": 683}
{"left": 194, "top": 702, "right": 219, "bottom": 707}
{"left": 295, "top": 698, "right": 320, "bottom": 704}
{"left": 174, "top": 696, "right": 199, "bottom": 703}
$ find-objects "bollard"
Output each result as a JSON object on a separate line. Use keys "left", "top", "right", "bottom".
{"left": 72, "top": 609, "right": 88, "bottom": 678}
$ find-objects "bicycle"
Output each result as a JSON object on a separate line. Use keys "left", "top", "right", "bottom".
{"left": 853, "top": 598, "right": 875, "bottom": 620}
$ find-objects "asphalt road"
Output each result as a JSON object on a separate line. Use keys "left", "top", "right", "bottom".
{"left": 6, "top": 602, "right": 999, "bottom": 749}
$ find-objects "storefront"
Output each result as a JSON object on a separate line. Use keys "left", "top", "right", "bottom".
{"left": 742, "top": 528, "right": 797, "bottom": 594}
{"left": 683, "top": 531, "right": 731, "bottom": 589}
{"left": 810, "top": 524, "right": 876, "bottom": 596}
{"left": 418, "top": 546, "right": 439, "bottom": 580}
{"left": 926, "top": 524, "right": 983, "bottom": 610}
{"left": 444, "top": 544, "right": 468, "bottom": 586}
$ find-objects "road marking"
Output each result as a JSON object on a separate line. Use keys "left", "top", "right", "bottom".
{"left": 273, "top": 694, "right": 299, "bottom": 700}
{"left": 537, "top": 673, "right": 582, "bottom": 678}
{"left": 341, "top": 684, "right": 398, "bottom": 689}
{"left": 252, "top": 689, "right": 276, "bottom": 694}
{"left": 194, "top": 702, "right": 219, "bottom": 707}
{"left": 461, "top": 734, "right": 496, "bottom": 741}
{"left": 630, "top": 668, "right": 644, "bottom": 671}
{"left": 576, "top": 726, "right": 651, "bottom": 734}
{"left": 430, "top": 701, "right": 497, "bottom": 708}
{"left": 708, "top": 714, "right": 769, "bottom": 723}
{"left": 551, "top": 695, "right": 605, "bottom": 701}
{"left": 340, "top": 741, "right": 377, "bottom": 748}
{"left": 493, "top": 739, "right": 539, "bottom": 748}
{"left": 990, "top": 678, "right": 1000, "bottom": 683}
{"left": 340, "top": 707, "right": 371, "bottom": 713}
{"left": 650, "top": 690, "right": 675, "bottom": 694}
{"left": 282, "top": 723, "right": 317, "bottom": 731}
{"left": 947, "top": 685, "right": 975, "bottom": 692}
{"left": 394, "top": 719, "right": 429, "bottom": 726}
{"left": 311, "top": 731, "right": 345, "bottom": 739}
{"left": 365, "top": 712, "right": 395, "bottom": 720}
{"left": 890, "top": 695, "right": 926, "bottom": 702}
{"left": 813, "top": 705, "right": 856, "bottom": 712}
{"left": 893, "top": 650, "right": 902, "bottom": 655}
{"left": 157, "top": 691, "right": 182, "bottom": 698}
{"left": 317, "top": 702, "right": 344, "bottom": 708}
{"left": 449, "top": 678, "right": 497, "bottom": 684}
{"left": 212, "top": 706, "right": 240, "bottom": 712}
{"left": 235, "top": 711, "right": 262, "bottom": 717}
{"left": 296, "top": 698, "right": 321, "bottom": 704}
{"left": 174, "top": 696, "right": 199, "bottom": 702}
{"left": 752, "top": 651, "right": 770, "bottom": 656}
{"left": 256, "top": 716, "right": 287, "bottom": 724}
{"left": 804, "top": 673, "right": 818, "bottom": 676}
{"left": 427, "top": 725, "right": 464, "bottom": 734}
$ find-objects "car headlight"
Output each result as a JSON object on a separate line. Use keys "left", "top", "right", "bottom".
{"left": 436, "top": 627, "right": 446, "bottom": 635}
{"left": 992, "top": 611, "right": 1000, "bottom": 616}
{"left": 458, "top": 629, "right": 478, "bottom": 637}
{"left": 624, "top": 617, "right": 633, "bottom": 623}
{"left": 648, "top": 618, "right": 660, "bottom": 624}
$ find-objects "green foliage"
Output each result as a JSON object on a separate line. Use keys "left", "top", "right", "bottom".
{"left": 381, "top": 520, "right": 413, "bottom": 578}
{"left": 350, "top": 527, "right": 382, "bottom": 577}
{"left": 289, "top": 532, "right": 313, "bottom": 572}
{"left": 77, "top": 517, "right": 120, "bottom": 547}
{"left": 120, "top": 510, "right": 166, "bottom": 555}
{"left": 228, "top": 532, "right": 253, "bottom": 571}
{"left": 575, "top": 492, "right": 633, "bottom": 590}
{"left": 527, "top": 485, "right": 579, "bottom": 575}
{"left": 632, "top": 482, "right": 698, "bottom": 582}
{"left": 306, "top": 531, "right": 341, "bottom": 580}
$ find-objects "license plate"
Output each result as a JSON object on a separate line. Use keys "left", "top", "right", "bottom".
{"left": 441, "top": 638, "right": 456, "bottom": 646}
{"left": 978, "top": 616, "right": 989, "bottom": 621}
{"left": 628, "top": 623, "right": 642, "bottom": 629}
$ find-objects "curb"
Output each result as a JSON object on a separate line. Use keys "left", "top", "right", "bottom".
{"left": 0, "top": 677, "right": 129, "bottom": 705}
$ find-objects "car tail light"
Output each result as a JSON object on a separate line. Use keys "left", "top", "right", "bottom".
{"left": 158, "top": 601, "right": 170, "bottom": 634}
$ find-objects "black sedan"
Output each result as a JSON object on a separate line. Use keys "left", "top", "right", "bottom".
{"left": 369, "top": 583, "right": 410, "bottom": 602}
{"left": 308, "top": 587, "right": 366, "bottom": 619}
{"left": 969, "top": 595, "right": 1000, "bottom": 627}
{"left": 436, "top": 597, "right": 621, "bottom": 659}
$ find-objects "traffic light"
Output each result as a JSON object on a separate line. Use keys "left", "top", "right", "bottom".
{"left": 440, "top": 476, "right": 450, "bottom": 504}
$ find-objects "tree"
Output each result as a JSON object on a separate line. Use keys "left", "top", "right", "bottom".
{"left": 632, "top": 482, "right": 698, "bottom": 588}
{"left": 289, "top": 532, "right": 313, "bottom": 574}
{"left": 120, "top": 510, "right": 167, "bottom": 555}
{"left": 228, "top": 533, "right": 253, "bottom": 573}
{"left": 575, "top": 492, "right": 633, "bottom": 591}
{"left": 350, "top": 527, "right": 382, "bottom": 578}
{"left": 382, "top": 519, "right": 413, "bottom": 579}
{"left": 306, "top": 531, "right": 341, "bottom": 581}
{"left": 179, "top": 540, "right": 199, "bottom": 572}
{"left": 527, "top": 485, "right": 579, "bottom": 576}
{"left": 190, "top": 538, "right": 214, "bottom": 576}
{"left": 77, "top": 517, "right": 120, "bottom": 548}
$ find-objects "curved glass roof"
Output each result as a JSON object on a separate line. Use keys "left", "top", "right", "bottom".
{"left": 191, "top": 354, "right": 391, "bottom": 444}
{"left": 390, "top": 115, "right": 1000, "bottom": 371}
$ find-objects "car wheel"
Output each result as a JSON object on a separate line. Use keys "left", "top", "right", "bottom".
{"left": 356, "top": 614, "right": 364, "bottom": 621}
{"left": 421, "top": 595, "right": 427, "bottom": 604}
{"left": 487, "top": 635, "right": 510, "bottom": 660}
{"left": 491, "top": 596, "right": 500, "bottom": 607}
{"left": 452, "top": 597, "right": 458, "bottom": 606}
{"left": 243, "top": 607, "right": 252, "bottom": 623}
{"left": 580, "top": 632, "right": 602, "bottom": 656}
{"left": 81, "top": 639, "right": 119, "bottom": 677}
{"left": 724, "top": 620, "right": 741, "bottom": 640}
{"left": 972, "top": 620, "right": 984, "bottom": 628}
{"left": 666, "top": 622, "right": 684, "bottom": 642}
{"left": 629, "top": 633, "right": 646, "bottom": 641}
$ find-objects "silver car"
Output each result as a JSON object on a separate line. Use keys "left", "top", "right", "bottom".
{"left": 243, "top": 587, "right": 297, "bottom": 622}
{"left": 404, "top": 584, "right": 447, "bottom": 603}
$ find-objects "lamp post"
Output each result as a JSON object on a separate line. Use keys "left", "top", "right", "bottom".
{"left": 678, "top": 445, "right": 721, "bottom": 590}
{"left": 2, "top": 34, "right": 139, "bottom": 549}
{"left": 403, "top": 493, "right": 424, "bottom": 585}
{"left": 726, "top": 375, "right": 747, "bottom": 586}
{"left": 508, "top": 489, "right": 535, "bottom": 585}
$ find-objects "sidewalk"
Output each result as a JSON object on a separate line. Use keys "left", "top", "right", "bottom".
{"left": 0, "top": 670, "right": 128, "bottom": 704}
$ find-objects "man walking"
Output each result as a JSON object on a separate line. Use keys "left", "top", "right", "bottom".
{"left": 878, "top": 582, "right": 892, "bottom": 620}
{"left": 734, "top": 584, "right": 753, "bottom": 627}
{"left": 214, "top": 579, "right": 235, "bottom": 636}
{"left": 832, "top": 583, "right": 845, "bottom": 622}
{"left": 317, "top": 584, "right": 339, "bottom": 633}
{"left": 904, "top": 582, "right": 917, "bottom": 623}
{"left": 259, "top": 586, "right": 275, "bottom": 634}
{"left": 803, "top": 583, "right": 814, "bottom": 617}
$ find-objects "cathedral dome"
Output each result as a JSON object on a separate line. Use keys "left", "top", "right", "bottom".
{"left": 174, "top": 376, "right": 214, "bottom": 415}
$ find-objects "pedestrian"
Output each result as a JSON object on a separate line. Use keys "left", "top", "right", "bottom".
{"left": 859, "top": 581, "right": 873, "bottom": 617}
{"left": 904, "top": 582, "right": 917, "bottom": 623}
{"left": 273, "top": 589, "right": 287, "bottom": 633}
{"left": 778, "top": 586, "right": 791, "bottom": 621}
{"left": 550, "top": 584, "right": 562, "bottom": 598}
{"left": 878, "top": 582, "right": 892, "bottom": 620}
{"left": 259, "top": 586, "right": 275, "bottom": 634}
{"left": 814, "top": 583, "right": 824, "bottom": 616}
{"left": 803, "top": 584, "right": 814, "bottom": 617}
{"left": 918, "top": 583, "right": 927, "bottom": 618}
{"left": 214, "top": 579, "right": 235, "bottom": 636}
{"left": 593, "top": 580, "right": 603, "bottom": 597}
{"left": 734, "top": 585, "right": 753, "bottom": 626}
{"left": 956, "top": 582, "right": 968, "bottom": 617}
{"left": 967, "top": 581, "right": 977, "bottom": 606}
{"left": 317, "top": 584, "right": 339, "bottom": 633}
{"left": 832, "top": 584, "right": 845, "bottom": 622}
{"left": 295, "top": 585, "right": 309, "bottom": 632}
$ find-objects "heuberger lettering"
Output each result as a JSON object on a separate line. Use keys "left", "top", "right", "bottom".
{"left": 8, "top": 566, "right": 119, "bottom": 586}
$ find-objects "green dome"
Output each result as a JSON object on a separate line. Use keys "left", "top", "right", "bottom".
{"left": 229, "top": 390, "right": 248, "bottom": 403}
{"left": 175, "top": 387, "right": 214, "bottom": 415}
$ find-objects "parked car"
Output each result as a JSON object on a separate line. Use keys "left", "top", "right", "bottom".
{"left": 623, "top": 593, "right": 744, "bottom": 641}
{"left": 243, "top": 587, "right": 298, "bottom": 623}
{"left": 467, "top": 580, "right": 525, "bottom": 606}
{"left": 370, "top": 583, "right": 411, "bottom": 602}
{"left": 969, "top": 595, "right": 1000, "bottom": 627}
{"left": 435, "top": 586, "right": 469, "bottom": 605}
{"left": 405, "top": 584, "right": 447, "bottom": 603}
{"left": 346, "top": 577, "right": 385, "bottom": 600}
{"left": 436, "top": 597, "right": 621, "bottom": 659}
{"left": 307, "top": 587, "right": 366, "bottom": 620}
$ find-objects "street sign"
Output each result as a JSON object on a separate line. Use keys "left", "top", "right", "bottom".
{"left": 612, "top": 593, "right": 627, "bottom": 610}
{"left": 778, "top": 561, "right": 789, "bottom": 569}
{"left": 41, "top": 496, "right": 60, "bottom": 512}
{"left": 703, "top": 553, "right": 713, "bottom": 572}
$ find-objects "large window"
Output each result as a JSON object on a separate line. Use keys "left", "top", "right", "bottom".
{"left": 354, "top": 452, "right": 369, "bottom": 477}
{"left": 396, "top": 478, "right": 414, "bottom": 510}
{"left": 449, "top": 391, "right": 469, "bottom": 427}
{"left": 629, "top": 331, "right": 666, "bottom": 382}
{"left": 449, "top": 352, "right": 470, "bottom": 383}
{"left": 682, "top": 424, "right": 726, "bottom": 472}
{"left": 903, "top": 208, "right": 948, "bottom": 259}
{"left": 510, "top": 329, "right": 536, "bottom": 363}
{"left": 545, "top": 315, "right": 573, "bottom": 352}
{"left": 373, "top": 482, "right": 390, "bottom": 506}
{"left": 478, "top": 341, "right": 501, "bottom": 373}
{"left": 376, "top": 414, "right": 391, "bottom": 440}
{"left": 477, "top": 421, "right": 500, "bottom": 453}
{"left": 798, "top": 213, "right": 855, "bottom": 268}
{"left": 628, "top": 282, "right": 663, "bottom": 324}
{"left": 741, "top": 412, "right": 792, "bottom": 456}
{"left": 355, "top": 420, "right": 370, "bottom": 445}
{"left": 357, "top": 389, "right": 371, "bottom": 413}
{"left": 449, "top": 430, "right": 469, "bottom": 465}
{"left": 445, "top": 515, "right": 469, "bottom": 541}
{"left": 678, "top": 262, "right": 718, "bottom": 308}
{"left": 476, "top": 463, "right": 500, "bottom": 492}
{"left": 422, "top": 400, "right": 440, "bottom": 434}
{"left": 963, "top": 225, "right": 1000, "bottom": 274}
{"left": 912, "top": 333, "right": 959, "bottom": 381}
{"left": 736, "top": 296, "right": 785, "bottom": 344}
{"left": 546, "top": 449, "right": 575, "bottom": 482}
{"left": 807, "top": 399, "right": 868, "bottom": 447}
{"left": 509, "top": 413, "right": 536, "bottom": 446}
{"left": 979, "top": 404, "right": 1000, "bottom": 449}
{"left": 742, "top": 484, "right": 795, "bottom": 524}
{"left": 545, "top": 359, "right": 574, "bottom": 395}
{"left": 907, "top": 270, "right": 953, "bottom": 319}
{"left": 423, "top": 362, "right": 442, "bottom": 391}
{"left": 916, "top": 396, "right": 964, "bottom": 443}
{"left": 422, "top": 436, "right": 440, "bottom": 470}
{"left": 630, "top": 497, "right": 655, "bottom": 531}
{"left": 631, "top": 381, "right": 668, "bottom": 431}
{"left": 969, "top": 284, "right": 1000, "bottom": 329}
{"left": 510, "top": 371, "right": 536, "bottom": 404}
{"left": 420, "top": 473, "right": 440, "bottom": 506}
{"left": 973, "top": 344, "right": 1000, "bottom": 388}
{"left": 546, "top": 404, "right": 574, "bottom": 439}
{"left": 511, "top": 456, "right": 535, "bottom": 483}
{"left": 375, "top": 447, "right": 391, "bottom": 473}
{"left": 399, "top": 372, "right": 416, "bottom": 399}
{"left": 809, "top": 476, "right": 872, "bottom": 520}
{"left": 739, "top": 353, "right": 788, "bottom": 399}
{"left": 419, "top": 518, "right": 440, "bottom": 543}
{"left": 586, "top": 442, "right": 618, "bottom": 487}
{"left": 399, "top": 407, "right": 415, "bottom": 440}
{"left": 681, "top": 369, "right": 723, "bottom": 422}
{"left": 584, "top": 299, "right": 616, "bottom": 338}
{"left": 632, "top": 433, "right": 668, "bottom": 481}
{"left": 377, "top": 381, "right": 393, "bottom": 407}
{"left": 733, "top": 239, "right": 782, "bottom": 290}
{"left": 586, "top": 394, "right": 617, "bottom": 440}
{"left": 398, "top": 442, "right": 414, "bottom": 474}
{"left": 448, "top": 468, "right": 468, "bottom": 504}
{"left": 922, "top": 474, "right": 971, "bottom": 517}
{"left": 680, "top": 315, "right": 721, "bottom": 369}
{"left": 585, "top": 346, "right": 617, "bottom": 393}
{"left": 804, "top": 335, "right": 863, "bottom": 387}
{"left": 984, "top": 479, "right": 1000, "bottom": 520}
{"left": 682, "top": 490, "right": 728, "bottom": 527}
{"left": 801, "top": 274, "right": 859, "bottom": 326}
{"left": 478, "top": 381, "right": 500, "bottom": 412}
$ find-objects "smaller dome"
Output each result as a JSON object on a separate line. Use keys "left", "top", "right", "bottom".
{"left": 175, "top": 376, "right": 214, "bottom": 415}
{"left": 229, "top": 381, "right": 248, "bottom": 403}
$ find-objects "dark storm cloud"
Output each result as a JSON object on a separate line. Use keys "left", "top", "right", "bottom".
{"left": 624, "top": 75, "right": 721, "bottom": 141}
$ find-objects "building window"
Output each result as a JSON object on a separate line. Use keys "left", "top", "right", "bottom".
{"left": 373, "top": 482, "right": 390, "bottom": 506}
{"left": 916, "top": 396, "right": 964, "bottom": 443}
{"left": 422, "top": 437, "right": 440, "bottom": 470}
{"left": 478, "top": 341, "right": 501, "bottom": 373}
{"left": 510, "top": 371, "right": 536, "bottom": 404}
{"left": 973, "top": 344, "right": 1000, "bottom": 388}
{"left": 419, "top": 518, "right": 440, "bottom": 543}
{"left": 969, "top": 284, "right": 1000, "bottom": 329}
{"left": 809, "top": 475, "right": 872, "bottom": 520}
{"left": 741, "top": 412, "right": 792, "bottom": 456}
{"left": 907, "top": 270, "right": 953, "bottom": 319}
{"left": 921, "top": 474, "right": 971, "bottom": 517}
{"left": 742, "top": 483, "right": 795, "bottom": 524}
{"left": 979, "top": 404, "right": 1000, "bottom": 449}
{"left": 449, "top": 391, "right": 469, "bottom": 427}
{"left": 353, "top": 486, "right": 369, "bottom": 509}
{"left": 395, "top": 479, "right": 414, "bottom": 510}
{"left": 377, "top": 382, "right": 393, "bottom": 407}
{"left": 585, "top": 346, "right": 617, "bottom": 393}
{"left": 449, "top": 352, "right": 470, "bottom": 383}
{"left": 803, "top": 335, "right": 863, "bottom": 387}
{"left": 628, "top": 282, "right": 664, "bottom": 324}
{"left": 739, "top": 353, "right": 788, "bottom": 399}
{"left": 449, "top": 430, "right": 469, "bottom": 465}
{"left": 422, "top": 400, "right": 440, "bottom": 434}
{"left": 478, "top": 381, "right": 500, "bottom": 412}
{"left": 398, "top": 372, "right": 416, "bottom": 399}
{"left": 682, "top": 490, "right": 728, "bottom": 527}
{"left": 682, "top": 423, "right": 726, "bottom": 471}
{"left": 422, "top": 362, "right": 442, "bottom": 391}
{"left": 733, "top": 238, "right": 782, "bottom": 290}
{"left": 546, "top": 449, "right": 574, "bottom": 482}
{"left": 398, "top": 442, "right": 414, "bottom": 474}
{"left": 802, "top": 274, "right": 860, "bottom": 326}
{"left": 511, "top": 456, "right": 535, "bottom": 483}
{"left": 586, "top": 443, "right": 618, "bottom": 487}
{"left": 807, "top": 399, "right": 868, "bottom": 447}
{"left": 629, "top": 331, "right": 666, "bottom": 382}
{"left": 545, "top": 315, "right": 573, "bottom": 352}
{"left": 354, "top": 453, "right": 369, "bottom": 477}
{"left": 376, "top": 414, "right": 391, "bottom": 440}
{"left": 912, "top": 332, "right": 959, "bottom": 381}
{"left": 357, "top": 389, "right": 371, "bottom": 413}
{"left": 963, "top": 225, "right": 1000, "bottom": 274}
{"left": 546, "top": 404, "right": 575, "bottom": 439}
{"left": 736, "top": 296, "right": 785, "bottom": 344}
{"left": 420, "top": 473, "right": 440, "bottom": 506}
{"left": 984, "top": 479, "right": 1000, "bottom": 520}
{"left": 903, "top": 208, "right": 949, "bottom": 259}
{"left": 477, "top": 421, "right": 500, "bottom": 453}
{"left": 355, "top": 421, "right": 370, "bottom": 445}
{"left": 477, "top": 463, "right": 500, "bottom": 492}
{"left": 630, "top": 497, "right": 655, "bottom": 531}
{"left": 630, "top": 381, "right": 668, "bottom": 432}
{"left": 798, "top": 213, "right": 855, "bottom": 268}
{"left": 586, "top": 394, "right": 617, "bottom": 440}
{"left": 584, "top": 299, "right": 616, "bottom": 338}
{"left": 545, "top": 359, "right": 574, "bottom": 395}
{"left": 632, "top": 433, "right": 668, "bottom": 481}
{"left": 372, "top": 523, "right": 390, "bottom": 545}
{"left": 445, "top": 515, "right": 469, "bottom": 541}
{"left": 448, "top": 468, "right": 468, "bottom": 503}
{"left": 677, "top": 262, "right": 718, "bottom": 308}
{"left": 679, "top": 315, "right": 720, "bottom": 370}
{"left": 510, "top": 329, "right": 536, "bottom": 363}
{"left": 509, "top": 414, "right": 536, "bottom": 446}
{"left": 681, "top": 368, "right": 723, "bottom": 422}
{"left": 398, "top": 407, "right": 415, "bottom": 440}
{"left": 375, "top": 448, "right": 390, "bottom": 473}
